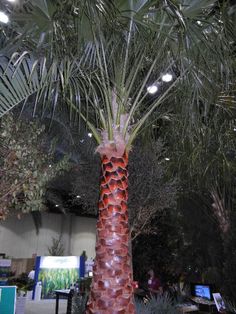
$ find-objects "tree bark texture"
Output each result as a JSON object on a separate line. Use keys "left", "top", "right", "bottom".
{"left": 87, "top": 152, "right": 136, "bottom": 314}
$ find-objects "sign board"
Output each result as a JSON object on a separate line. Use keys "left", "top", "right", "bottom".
{"left": 35, "top": 256, "right": 80, "bottom": 299}
{"left": 0, "top": 286, "right": 16, "bottom": 314}
{"left": 213, "top": 293, "right": 226, "bottom": 312}
{"left": 0, "top": 259, "right": 11, "bottom": 267}
{"left": 40, "top": 256, "right": 80, "bottom": 269}
{"left": 0, "top": 260, "right": 12, "bottom": 286}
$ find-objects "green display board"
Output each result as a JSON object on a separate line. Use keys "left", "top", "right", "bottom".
{"left": 0, "top": 286, "right": 16, "bottom": 314}
{"left": 36, "top": 256, "right": 80, "bottom": 299}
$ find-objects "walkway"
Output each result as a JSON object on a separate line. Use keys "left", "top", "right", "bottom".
{"left": 25, "top": 299, "right": 67, "bottom": 314}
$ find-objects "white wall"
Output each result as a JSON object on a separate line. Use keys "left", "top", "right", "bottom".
{"left": 0, "top": 213, "right": 97, "bottom": 259}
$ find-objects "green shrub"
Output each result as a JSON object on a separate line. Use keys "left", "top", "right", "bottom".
{"left": 135, "top": 294, "right": 179, "bottom": 314}
{"left": 71, "top": 292, "right": 179, "bottom": 314}
{"left": 72, "top": 292, "right": 88, "bottom": 314}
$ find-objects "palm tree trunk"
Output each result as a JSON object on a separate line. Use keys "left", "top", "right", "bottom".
{"left": 87, "top": 151, "right": 136, "bottom": 314}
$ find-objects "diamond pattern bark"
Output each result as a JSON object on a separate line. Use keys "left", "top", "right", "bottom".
{"left": 87, "top": 152, "right": 136, "bottom": 314}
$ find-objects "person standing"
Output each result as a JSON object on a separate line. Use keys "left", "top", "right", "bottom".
{"left": 147, "top": 269, "right": 163, "bottom": 295}
{"left": 28, "top": 267, "right": 35, "bottom": 280}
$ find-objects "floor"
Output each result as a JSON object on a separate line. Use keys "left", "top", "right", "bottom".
{"left": 25, "top": 299, "right": 67, "bottom": 314}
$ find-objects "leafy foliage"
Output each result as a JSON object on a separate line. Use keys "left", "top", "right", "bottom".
{"left": 0, "top": 113, "right": 70, "bottom": 219}
{"left": 172, "top": 196, "right": 224, "bottom": 285}
{"left": 132, "top": 208, "right": 182, "bottom": 286}
{"left": 135, "top": 294, "right": 179, "bottom": 314}
{"left": 223, "top": 210, "right": 236, "bottom": 301}
{"left": 0, "top": 1, "right": 234, "bottom": 151}
{"left": 47, "top": 236, "right": 65, "bottom": 256}
{"left": 72, "top": 292, "right": 88, "bottom": 314}
{"left": 164, "top": 93, "right": 236, "bottom": 234}
{"left": 8, "top": 273, "right": 35, "bottom": 292}
{"left": 129, "top": 140, "right": 178, "bottom": 240}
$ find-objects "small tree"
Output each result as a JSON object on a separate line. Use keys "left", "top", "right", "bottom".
{"left": 0, "top": 114, "right": 70, "bottom": 219}
{"left": 47, "top": 236, "right": 65, "bottom": 256}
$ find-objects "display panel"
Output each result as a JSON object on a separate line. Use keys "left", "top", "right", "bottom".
{"left": 191, "top": 283, "right": 213, "bottom": 301}
{"left": 35, "top": 256, "right": 80, "bottom": 299}
{"left": 194, "top": 285, "right": 211, "bottom": 300}
{"left": 0, "top": 286, "right": 16, "bottom": 314}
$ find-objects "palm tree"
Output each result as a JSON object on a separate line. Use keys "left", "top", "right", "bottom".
{"left": 164, "top": 88, "right": 236, "bottom": 236}
{"left": 0, "top": 1, "right": 235, "bottom": 313}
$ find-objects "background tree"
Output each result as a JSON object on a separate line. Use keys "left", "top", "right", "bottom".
{"left": 166, "top": 101, "right": 236, "bottom": 235}
{"left": 47, "top": 236, "right": 65, "bottom": 256}
{"left": 0, "top": 113, "right": 70, "bottom": 220}
{"left": 162, "top": 81, "right": 236, "bottom": 299}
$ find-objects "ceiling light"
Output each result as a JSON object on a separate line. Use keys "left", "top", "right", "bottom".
{"left": 88, "top": 133, "right": 93, "bottom": 138}
{"left": 76, "top": 195, "right": 81, "bottom": 199}
{"left": 0, "top": 12, "right": 9, "bottom": 24}
{"left": 165, "top": 158, "right": 170, "bottom": 161}
{"left": 162, "top": 73, "right": 173, "bottom": 82}
{"left": 147, "top": 84, "right": 158, "bottom": 94}
{"left": 55, "top": 204, "right": 59, "bottom": 207}
{"left": 7, "top": 0, "right": 16, "bottom": 2}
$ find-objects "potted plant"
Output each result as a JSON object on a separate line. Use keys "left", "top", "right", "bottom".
{"left": 8, "top": 273, "right": 35, "bottom": 314}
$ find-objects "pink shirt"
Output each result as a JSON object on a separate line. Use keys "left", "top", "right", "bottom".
{"left": 148, "top": 277, "right": 161, "bottom": 291}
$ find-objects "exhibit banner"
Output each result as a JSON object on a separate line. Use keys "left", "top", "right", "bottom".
{"left": 0, "top": 286, "right": 16, "bottom": 314}
{"left": 35, "top": 256, "right": 80, "bottom": 299}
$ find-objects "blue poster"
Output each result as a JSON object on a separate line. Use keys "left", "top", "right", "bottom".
{"left": 0, "top": 286, "right": 16, "bottom": 314}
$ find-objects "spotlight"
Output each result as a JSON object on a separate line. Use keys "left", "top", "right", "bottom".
{"left": 0, "top": 12, "right": 9, "bottom": 24}
{"left": 147, "top": 84, "right": 158, "bottom": 94}
{"left": 162, "top": 73, "right": 173, "bottom": 82}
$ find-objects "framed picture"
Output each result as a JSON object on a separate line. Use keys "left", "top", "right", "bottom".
{"left": 213, "top": 293, "right": 226, "bottom": 312}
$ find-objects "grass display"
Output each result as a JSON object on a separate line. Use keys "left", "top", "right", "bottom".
{"left": 38, "top": 268, "right": 79, "bottom": 299}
